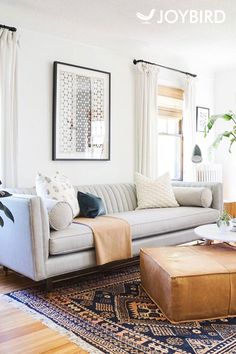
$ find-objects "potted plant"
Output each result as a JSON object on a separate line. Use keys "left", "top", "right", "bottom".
{"left": 205, "top": 111, "right": 236, "bottom": 232}
{"left": 0, "top": 182, "right": 14, "bottom": 227}
{"left": 216, "top": 210, "right": 231, "bottom": 232}
{"left": 204, "top": 111, "right": 236, "bottom": 152}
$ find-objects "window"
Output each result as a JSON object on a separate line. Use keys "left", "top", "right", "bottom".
{"left": 157, "top": 85, "right": 184, "bottom": 180}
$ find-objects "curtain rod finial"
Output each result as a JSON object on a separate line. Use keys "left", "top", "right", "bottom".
{"left": 0, "top": 24, "right": 17, "bottom": 32}
{"left": 133, "top": 59, "right": 137, "bottom": 65}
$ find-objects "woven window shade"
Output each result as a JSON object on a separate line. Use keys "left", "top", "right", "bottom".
{"left": 158, "top": 85, "right": 184, "bottom": 119}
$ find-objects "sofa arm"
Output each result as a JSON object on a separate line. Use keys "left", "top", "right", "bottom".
{"left": 0, "top": 195, "right": 50, "bottom": 281}
{"left": 171, "top": 181, "right": 223, "bottom": 212}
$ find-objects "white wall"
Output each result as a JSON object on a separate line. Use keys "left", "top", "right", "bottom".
{"left": 0, "top": 1, "right": 227, "bottom": 188}
{"left": 214, "top": 69, "right": 236, "bottom": 200}
{"left": 15, "top": 28, "right": 214, "bottom": 187}
{"left": 17, "top": 30, "right": 135, "bottom": 187}
{"left": 8, "top": 24, "right": 215, "bottom": 188}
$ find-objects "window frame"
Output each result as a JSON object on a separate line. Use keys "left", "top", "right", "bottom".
{"left": 157, "top": 85, "right": 184, "bottom": 181}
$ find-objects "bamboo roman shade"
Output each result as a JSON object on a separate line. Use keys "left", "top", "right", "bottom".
{"left": 158, "top": 85, "right": 184, "bottom": 119}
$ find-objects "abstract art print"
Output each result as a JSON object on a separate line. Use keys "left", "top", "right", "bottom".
{"left": 53, "top": 61, "right": 111, "bottom": 160}
{"left": 196, "top": 106, "right": 209, "bottom": 132}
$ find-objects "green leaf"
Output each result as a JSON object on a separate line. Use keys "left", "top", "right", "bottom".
{"left": 229, "top": 138, "right": 236, "bottom": 153}
{"left": 223, "top": 131, "right": 232, "bottom": 137}
{"left": 0, "top": 190, "right": 12, "bottom": 198}
{"left": 223, "top": 113, "right": 233, "bottom": 121}
{"left": 0, "top": 202, "right": 14, "bottom": 223}
{"left": 205, "top": 112, "right": 234, "bottom": 136}
{"left": 3, "top": 206, "right": 14, "bottom": 222}
{"left": 212, "top": 133, "right": 225, "bottom": 149}
{"left": 206, "top": 115, "right": 219, "bottom": 131}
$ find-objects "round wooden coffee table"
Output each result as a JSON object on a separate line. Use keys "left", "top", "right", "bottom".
{"left": 195, "top": 223, "right": 236, "bottom": 245}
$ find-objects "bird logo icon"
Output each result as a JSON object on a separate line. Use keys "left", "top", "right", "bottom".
{"left": 136, "top": 9, "right": 156, "bottom": 24}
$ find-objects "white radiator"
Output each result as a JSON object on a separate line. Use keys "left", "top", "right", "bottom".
{"left": 196, "top": 163, "right": 222, "bottom": 182}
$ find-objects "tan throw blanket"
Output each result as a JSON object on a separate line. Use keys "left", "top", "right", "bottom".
{"left": 73, "top": 216, "right": 132, "bottom": 265}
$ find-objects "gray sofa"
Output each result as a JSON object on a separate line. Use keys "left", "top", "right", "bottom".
{"left": 0, "top": 181, "right": 222, "bottom": 281}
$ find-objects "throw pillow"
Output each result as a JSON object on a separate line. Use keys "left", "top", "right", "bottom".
{"left": 135, "top": 172, "right": 179, "bottom": 209}
{"left": 78, "top": 191, "right": 106, "bottom": 218}
{"left": 173, "top": 187, "right": 212, "bottom": 208}
{"left": 36, "top": 172, "right": 79, "bottom": 217}
{"left": 43, "top": 199, "right": 73, "bottom": 231}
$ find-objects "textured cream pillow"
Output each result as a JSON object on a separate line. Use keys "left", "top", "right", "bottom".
{"left": 43, "top": 199, "right": 73, "bottom": 231}
{"left": 135, "top": 172, "right": 179, "bottom": 209}
{"left": 36, "top": 172, "right": 79, "bottom": 217}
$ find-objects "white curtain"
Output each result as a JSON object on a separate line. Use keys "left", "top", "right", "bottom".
{"left": 135, "top": 62, "right": 159, "bottom": 179}
{"left": 183, "top": 75, "right": 197, "bottom": 181}
{"left": 0, "top": 29, "right": 19, "bottom": 187}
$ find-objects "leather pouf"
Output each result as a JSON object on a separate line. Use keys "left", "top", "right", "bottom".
{"left": 140, "top": 244, "right": 236, "bottom": 323}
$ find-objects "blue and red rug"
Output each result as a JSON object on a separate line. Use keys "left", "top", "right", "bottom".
{"left": 5, "top": 265, "right": 236, "bottom": 353}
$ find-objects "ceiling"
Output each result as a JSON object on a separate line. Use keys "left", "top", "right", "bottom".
{"left": 1, "top": 0, "right": 236, "bottom": 73}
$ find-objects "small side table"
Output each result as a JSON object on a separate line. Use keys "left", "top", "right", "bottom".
{"left": 224, "top": 200, "right": 236, "bottom": 217}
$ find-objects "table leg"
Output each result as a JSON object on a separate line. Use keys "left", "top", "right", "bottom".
{"left": 223, "top": 242, "right": 236, "bottom": 249}
{"left": 202, "top": 239, "right": 213, "bottom": 245}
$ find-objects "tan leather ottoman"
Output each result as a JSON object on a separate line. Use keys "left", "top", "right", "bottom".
{"left": 140, "top": 244, "right": 236, "bottom": 323}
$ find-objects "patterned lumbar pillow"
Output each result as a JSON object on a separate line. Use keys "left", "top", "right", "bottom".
{"left": 78, "top": 191, "right": 106, "bottom": 218}
{"left": 36, "top": 172, "right": 79, "bottom": 217}
{"left": 43, "top": 199, "right": 73, "bottom": 230}
{"left": 135, "top": 172, "right": 179, "bottom": 209}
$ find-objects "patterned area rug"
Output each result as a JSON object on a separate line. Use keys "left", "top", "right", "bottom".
{"left": 5, "top": 265, "right": 236, "bottom": 354}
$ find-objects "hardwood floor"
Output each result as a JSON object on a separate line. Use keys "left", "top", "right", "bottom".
{"left": 0, "top": 270, "right": 88, "bottom": 354}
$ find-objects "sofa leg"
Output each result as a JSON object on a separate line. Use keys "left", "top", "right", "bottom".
{"left": 45, "top": 278, "right": 53, "bottom": 291}
{"left": 3, "top": 266, "right": 9, "bottom": 276}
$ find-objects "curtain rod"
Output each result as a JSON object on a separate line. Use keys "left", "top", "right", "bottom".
{"left": 0, "top": 24, "right": 17, "bottom": 32}
{"left": 133, "top": 59, "right": 197, "bottom": 78}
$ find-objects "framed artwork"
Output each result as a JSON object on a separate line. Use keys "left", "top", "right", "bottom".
{"left": 52, "top": 61, "right": 111, "bottom": 160}
{"left": 196, "top": 106, "right": 210, "bottom": 132}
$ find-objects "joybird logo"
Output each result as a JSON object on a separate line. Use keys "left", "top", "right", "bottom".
{"left": 136, "top": 8, "right": 226, "bottom": 24}
{"left": 136, "top": 9, "right": 156, "bottom": 24}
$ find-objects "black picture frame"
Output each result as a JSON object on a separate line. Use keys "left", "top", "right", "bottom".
{"left": 196, "top": 106, "right": 210, "bottom": 132}
{"left": 52, "top": 61, "right": 111, "bottom": 161}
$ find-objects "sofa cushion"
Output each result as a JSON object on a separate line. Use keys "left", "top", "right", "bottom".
{"left": 113, "top": 207, "right": 219, "bottom": 240}
{"left": 78, "top": 191, "right": 106, "bottom": 218}
{"left": 76, "top": 183, "right": 137, "bottom": 214}
{"left": 173, "top": 187, "right": 212, "bottom": 208}
{"left": 135, "top": 172, "right": 179, "bottom": 209}
{"left": 36, "top": 172, "right": 79, "bottom": 217}
{"left": 43, "top": 199, "right": 73, "bottom": 231}
{"left": 50, "top": 223, "right": 94, "bottom": 255}
{"left": 49, "top": 207, "right": 219, "bottom": 256}
{"left": 6, "top": 181, "right": 223, "bottom": 214}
